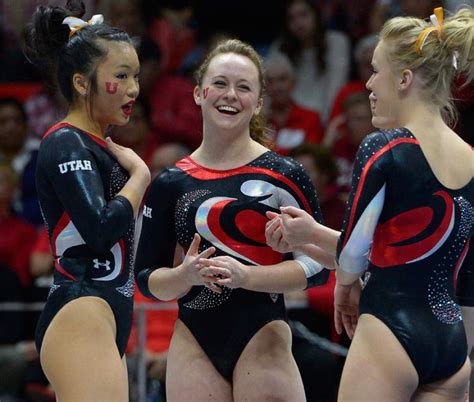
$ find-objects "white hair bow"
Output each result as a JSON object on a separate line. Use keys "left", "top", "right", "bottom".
{"left": 62, "top": 14, "right": 104, "bottom": 38}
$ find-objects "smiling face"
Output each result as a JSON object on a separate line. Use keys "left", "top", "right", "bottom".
{"left": 194, "top": 52, "right": 263, "bottom": 136}
{"left": 92, "top": 41, "right": 140, "bottom": 128}
{"left": 366, "top": 41, "right": 400, "bottom": 129}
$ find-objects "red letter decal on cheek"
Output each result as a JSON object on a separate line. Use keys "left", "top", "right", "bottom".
{"left": 203, "top": 87, "right": 209, "bottom": 99}
{"left": 105, "top": 82, "right": 118, "bottom": 94}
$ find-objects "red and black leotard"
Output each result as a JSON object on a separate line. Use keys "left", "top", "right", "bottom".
{"left": 135, "top": 150, "right": 329, "bottom": 381}
{"left": 336, "top": 127, "right": 474, "bottom": 384}
{"left": 35, "top": 123, "right": 136, "bottom": 357}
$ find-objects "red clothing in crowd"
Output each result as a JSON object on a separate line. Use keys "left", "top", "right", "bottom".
{"left": 31, "top": 225, "right": 53, "bottom": 255}
{"left": 32, "top": 226, "right": 50, "bottom": 254}
{"left": 149, "top": 75, "right": 202, "bottom": 151}
{"left": 306, "top": 270, "right": 336, "bottom": 319}
{"left": 25, "top": 90, "right": 66, "bottom": 139}
{"left": 306, "top": 271, "right": 339, "bottom": 342}
{"left": 127, "top": 288, "right": 178, "bottom": 354}
{"left": 270, "top": 103, "right": 323, "bottom": 155}
{"left": 327, "top": 81, "right": 367, "bottom": 123}
{"left": 138, "top": 135, "right": 160, "bottom": 169}
{"left": 320, "top": 185, "right": 347, "bottom": 231}
{"left": 147, "top": 18, "right": 195, "bottom": 74}
{"left": 0, "top": 215, "right": 37, "bottom": 286}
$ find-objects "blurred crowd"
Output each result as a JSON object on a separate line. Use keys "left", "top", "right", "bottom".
{"left": 0, "top": 0, "right": 472, "bottom": 401}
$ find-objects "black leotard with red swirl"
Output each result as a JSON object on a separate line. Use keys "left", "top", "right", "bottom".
{"left": 135, "top": 150, "right": 329, "bottom": 380}
{"left": 336, "top": 128, "right": 474, "bottom": 384}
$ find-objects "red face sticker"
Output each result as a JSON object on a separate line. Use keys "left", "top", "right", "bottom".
{"left": 105, "top": 82, "right": 118, "bottom": 94}
{"left": 203, "top": 87, "right": 209, "bottom": 99}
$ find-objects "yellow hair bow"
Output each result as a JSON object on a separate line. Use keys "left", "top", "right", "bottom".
{"left": 62, "top": 14, "right": 104, "bottom": 38}
{"left": 415, "top": 7, "right": 443, "bottom": 54}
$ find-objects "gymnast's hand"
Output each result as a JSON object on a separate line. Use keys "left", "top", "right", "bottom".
{"left": 278, "top": 206, "right": 320, "bottom": 247}
{"left": 198, "top": 255, "right": 248, "bottom": 290}
{"left": 181, "top": 233, "right": 226, "bottom": 294}
{"left": 105, "top": 136, "right": 150, "bottom": 181}
{"left": 334, "top": 280, "right": 361, "bottom": 340}
{"left": 265, "top": 211, "right": 293, "bottom": 253}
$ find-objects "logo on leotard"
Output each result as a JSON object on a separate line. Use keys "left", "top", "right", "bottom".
{"left": 143, "top": 205, "right": 152, "bottom": 219}
{"left": 58, "top": 160, "right": 93, "bottom": 174}
{"left": 93, "top": 258, "right": 111, "bottom": 271}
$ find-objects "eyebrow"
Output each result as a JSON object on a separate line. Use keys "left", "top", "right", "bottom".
{"left": 114, "top": 65, "right": 140, "bottom": 75}
{"left": 116, "top": 63, "right": 140, "bottom": 70}
{"left": 212, "top": 75, "right": 253, "bottom": 85}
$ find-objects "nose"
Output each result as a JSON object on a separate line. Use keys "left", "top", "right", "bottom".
{"left": 366, "top": 75, "right": 373, "bottom": 91}
{"left": 224, "top": 85, "right": 237, "bottom": 100}
{"left": 128, "top": 78, "right": 139, "bottom": 99}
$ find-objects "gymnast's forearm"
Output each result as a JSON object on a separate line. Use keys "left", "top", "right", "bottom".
{"left": 146, "top": 265, "right": 194, "bottom": 301}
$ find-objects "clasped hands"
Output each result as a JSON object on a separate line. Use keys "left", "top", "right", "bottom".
{"left": 181, "top": 233, "right": 248, "bottom": 294}
{"left": 182, "top": 207, "right": 322, "bottom": 294}
{"left": 264, "top": 206, "right": 361, "bottom": 339}
{"left": 264, "top": 205, "right": 321, "bottom": 253}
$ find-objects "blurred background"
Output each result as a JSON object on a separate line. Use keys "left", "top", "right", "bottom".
{"left": 0, "top": 1, "right": 472, "bottom": 401}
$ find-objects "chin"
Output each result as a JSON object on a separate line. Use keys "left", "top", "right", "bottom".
{"left": 371, "top": 116, "right": 397, "bottom": 130}
{"left": 215, "top": 119, "right": 243, "bottom": 131}
{"left": 114, "top": 115, "right": 131, "bottom": 127}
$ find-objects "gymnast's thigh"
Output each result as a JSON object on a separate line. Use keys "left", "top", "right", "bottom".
{"left": 165, "top": 319, "right": 232, "bottom": 402}
{"left": 233, "top": 320, "right": 306, "bottom": 402}
{"left": 338, "top": 313, "right": 419, "bottom": 402}
{"left": 40, "top": 296, "right": 128, "bottom": 402}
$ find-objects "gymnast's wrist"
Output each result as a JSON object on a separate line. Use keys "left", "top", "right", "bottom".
{"left": 240, "top": 264, "right": 251, "bottom": 289}
{"left": 172, "top": 263, "right": 190, "bottom": 288}
{"left": 310, "top": 220, "right": 323, "bottom": 244}
{"left": 335, "top": 269, "right": 358, "bottom": 287}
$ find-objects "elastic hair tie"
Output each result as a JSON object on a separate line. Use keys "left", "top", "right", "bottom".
{"left": 62, "top": 14, "right": 104, "bottom": 38}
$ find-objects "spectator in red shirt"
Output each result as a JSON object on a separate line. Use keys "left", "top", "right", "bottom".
{"left": 264, "top": 53, "right": 323, "bottom": 155}
{"left": 30, "top": 226, "right": 53, "bottom": 279}
{"left": 324, "top": 92, "right": 375, "bottom": 192}
{"left": 24, "top": 88, "right": 66, "bottom": 140}
{"left": 0, "top": 163, "right": 36, "bottom": 288}
{"left": 0, "top": 97, "right": 42, "bottom": 225}
{"left": 289, "top": 143, "right": 346, "bottom": 231}
{"left": 326, "top": 33, "right": 378, "bottom": 123}
{"left": 136, "top": 36, "right": 202, "bottom": 151}
{"left": 146, "top": 0, "right": 196, "bottom": 74}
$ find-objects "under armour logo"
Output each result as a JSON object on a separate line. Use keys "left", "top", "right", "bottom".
{"left": 143, "top": 205, "right": 152, "bottom": 219}
{"left": 93, "top": 259, "right": 111, "bottom": 271}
